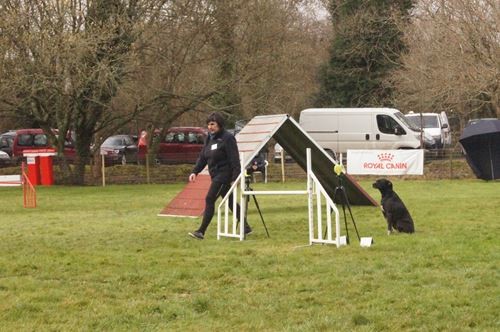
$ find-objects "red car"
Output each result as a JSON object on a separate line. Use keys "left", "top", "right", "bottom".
{"left": 10, "top": 129, "right": 76, "bottom": 164}
{"left": 138, "top": 127, "right": 207, "bottom": 164}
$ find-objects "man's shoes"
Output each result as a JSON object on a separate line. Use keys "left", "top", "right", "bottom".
{"left": 188, "top": 231, "right": 204, "bottom": 240}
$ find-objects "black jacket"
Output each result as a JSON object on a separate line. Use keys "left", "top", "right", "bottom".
{"left": 192, "top": 129, "right": 241, "bottom": 183}
{"left": 250, "top": 152, "right": 266, "bottom": 168}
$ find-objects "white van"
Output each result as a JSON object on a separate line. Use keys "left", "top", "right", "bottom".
{"left": 405, "top": 112, "right": 451, "bottom": 148}
{"left": 299, "top": 108, "right": 421, "bottom": 155}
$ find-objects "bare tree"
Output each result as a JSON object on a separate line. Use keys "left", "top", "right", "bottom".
{"left": 208, "top": 0, "right": 330, "bottom": 120}
{"left": 0, "top": 0, "right": 330, "bottom": 182}
{"left": 124, "top": 0, "right": 330, "bottom": 141}
{"left": 0, "top": 0, "right": 148, "bottom": 183}
{"left": 391, "top": 0, "right": 500, "bottom": 120}
{"left": 235, "top": 0, "right": 331, "bottom": 118}
{"left": 116, "top": 1, "right": 224, "bottom": 163}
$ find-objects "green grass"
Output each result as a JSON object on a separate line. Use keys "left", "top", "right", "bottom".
{"left": 0, "top": 180, "right": 499, "bottom": 331}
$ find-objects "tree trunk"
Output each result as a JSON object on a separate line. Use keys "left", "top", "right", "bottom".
{"left": 73, "top": 129, "right": 94, "bottom": 185}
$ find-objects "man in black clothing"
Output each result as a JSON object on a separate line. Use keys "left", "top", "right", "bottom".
{"left": 188, "top": 112, "right": 252, "bottom": 240}
{"left": 246, "top": 150, "right": 267, "bottom": 182}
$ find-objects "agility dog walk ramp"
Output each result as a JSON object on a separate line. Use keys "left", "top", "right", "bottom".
{"left": 159, "top": 114, "right": 376, "bottom": 217}
{"left": 158, "top": 174, "right": 211, "bottom": 217}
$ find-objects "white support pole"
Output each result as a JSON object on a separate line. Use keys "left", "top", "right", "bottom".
{"left": 316, "top": 184, "right": 322, "bottom": 240}
{"left": 306, "top": 148, "right": 314, "bottom": 245}
{"left": 326, "top": 202, "right": 332, "bottom": 241}
{"left": 233, "top": 185, "right": 238, "bottom": 227}
{"left": 217, "top": 205, "right": 221, "bottom": 240}
{"left": 232, "top": 185, "right": 237, "bottom": 235}
{"left": 225, "top": 199, "right": 229, "bottom": 235}
{"left": 239, "top": 153, "right": 245, "bottom": 241}
{"left": 241, "top": 190, "right": 308, "bottom": 195}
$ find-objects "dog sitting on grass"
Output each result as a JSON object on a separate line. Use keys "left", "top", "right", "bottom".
{"left": 372, "top": 178, "right": 415, "bottom": 235}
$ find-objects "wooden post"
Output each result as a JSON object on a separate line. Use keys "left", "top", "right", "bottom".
{"left": 101, "top": 153, "right": 106, "bottom": 187}
{"left": 449, "top": 148, "right": 453, "bottom": 179}
{"left": 146, "top": 153, "right": 150, "bottom": 184}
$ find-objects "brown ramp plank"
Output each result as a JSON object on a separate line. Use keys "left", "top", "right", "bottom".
{"left": 158, "top": 174, "right": 211, "bottom": 217}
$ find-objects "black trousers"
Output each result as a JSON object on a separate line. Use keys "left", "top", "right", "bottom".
{"left": 198, "top": 181, "right": 250, "bottom": 234}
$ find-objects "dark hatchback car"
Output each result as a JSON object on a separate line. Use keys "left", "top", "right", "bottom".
{"left": 100, "top": 135, "right": 138, "bottom": 165}
{"left": 0, "top": 131, "right": 15, "bottom": 157}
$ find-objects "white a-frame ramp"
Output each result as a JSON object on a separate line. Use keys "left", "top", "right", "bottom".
{"left": 159, "top": 114, "right": 376, "bottom": 217}
{"left": 236, "top": 114, "right": 376, "bottom": 205}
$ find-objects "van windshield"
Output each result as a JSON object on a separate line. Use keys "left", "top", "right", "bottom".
{"left": 395, "top": 112, "right": 419, "bottom": 132}
{"left": 406, "top": 114, "right": 439, "bottom": 129}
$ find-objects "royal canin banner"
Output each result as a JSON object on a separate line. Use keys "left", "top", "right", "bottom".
{"left": 347, "top": 149, "right": 424, "bottom": 175}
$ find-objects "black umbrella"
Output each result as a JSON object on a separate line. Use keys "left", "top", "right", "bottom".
{"left": 459, "top": 119, "right": 500, "bottom": 180}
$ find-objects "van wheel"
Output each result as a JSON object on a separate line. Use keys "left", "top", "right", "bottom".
{"left": 121, "top": 155, "right": 127, "bottom": 165}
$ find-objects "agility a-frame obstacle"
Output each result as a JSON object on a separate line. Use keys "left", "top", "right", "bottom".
{"left": 158, "top": 114, "right": 376, "bottom": 218}
{"left": 218, "top": 148, "right": 344, "bottom": 246}
{"left": 217, "top": 115, "right": 375, "bottom": 246}
{"left": 223, "top": 114, "right": 375, "bottom": 206}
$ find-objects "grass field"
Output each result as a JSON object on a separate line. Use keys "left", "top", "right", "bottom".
{"left": 0, "top": 180, "right": 499, "bottom": 331}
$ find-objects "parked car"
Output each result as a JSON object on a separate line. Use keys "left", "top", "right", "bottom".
{"left": 138, "top": 127, "right": 207, "bottom": 164}
{"left": 420, "top": 131, "right": 437, "bottom": 150}
{"left": 0, "top": 131, "right": 15, "bottom": 157}
{"left": 8, "top": 128, "right": 76, "bottom": 164}
{"left": 0, "top": 150, "right": 10, "bottom": 166}
{"left": 10, "top": 128, "right": 51, "bottom": 164}
{"left": 399, "top": 118, "right": 437, "bottom": 150}
{"left": 405, "top": 112, "right": 451, "bottom": 148}
{"left": 6, "top": 128, "right": 75, "bottom": 164}
{"left": 100, "top": 135, "right": 138, "bottom": 165}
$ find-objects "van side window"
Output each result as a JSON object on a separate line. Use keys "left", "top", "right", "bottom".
{"left": 33, "top": 134, "right": 48, "bottom": 146}
{"left": 377, "top": 115, "right": 405, "bottom": 135}
{"left": 18, "top": 134, "right": 34, "bottom": 146}
{"left": 176, "top": 132, "right": 185, "bottom": 143}
{"left": 187, "top": 132, "right": 197, "bottom": 144}
{"left": 165, "top": 132, "right": 185, "bottom": 143}
{"left": 187, "top": 131, "right": 205, "bottom": 144}
{"left": 165, "top": 132, "right": 175, "bottom": 143}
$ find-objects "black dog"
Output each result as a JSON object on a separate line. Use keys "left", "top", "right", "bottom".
{"left": 372, "top": 179, "right": 415, "bottom": 234}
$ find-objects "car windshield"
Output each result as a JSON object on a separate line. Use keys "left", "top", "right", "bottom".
{"left": 103, "top": 136, "right": 132, "bottom": 146}
{"left": 395, "top": 112, "right": 419, "bottom": 132}
{"left": 406, "top": 114, "right": 439, "bottom": 129}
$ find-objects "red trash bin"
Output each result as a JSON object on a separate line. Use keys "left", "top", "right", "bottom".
{"left": 39, "top": 149, "right": 56, "bottom": 185}
{"left": 25, "top": 154, "right": 41, "bottom": 185}
{"left": 24, "top": 149, "right": 57, "bottom": 186}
